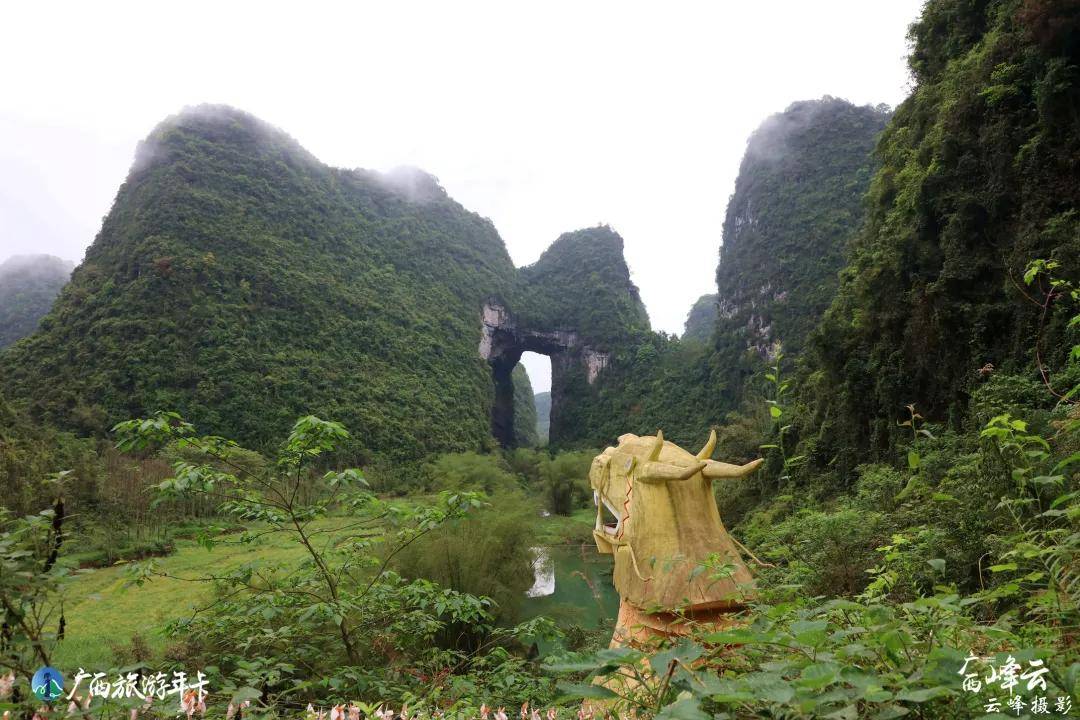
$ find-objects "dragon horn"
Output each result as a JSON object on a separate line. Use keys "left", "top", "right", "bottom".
{"left": 648, "top": 430, "right": 664, "bottom": 461}
{"left": 702, "top": 458, "right": 764, "bottom": 479}
{"left": 696, "top": 429, "right": 717, "bottom": 460}
{"left": 638, "top": 460, "right": 707, "bottom": 482}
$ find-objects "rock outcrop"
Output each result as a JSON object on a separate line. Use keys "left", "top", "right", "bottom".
{"left": 480, "top": 298, "right": 613, "bottom": 447}
{"left": 480, "top": 226, "right": 650, "bottom": 447}
{"left": 711, "top": 97, "right": 889, "bottom": 406}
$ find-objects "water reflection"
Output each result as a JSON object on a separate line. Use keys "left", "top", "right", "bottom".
{"left": 521, "top": 543, "right": 619, "bottom": 629}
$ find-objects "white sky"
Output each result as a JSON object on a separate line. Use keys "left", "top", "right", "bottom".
{"left": 0, "top": 1, "right": 922, "bottom": 393}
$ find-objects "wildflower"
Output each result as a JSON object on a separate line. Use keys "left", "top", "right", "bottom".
{"left": 0, "top": 672, "right": 14, "bottom": 699}
{"left": 348, "top": 706, "right": 361, "bottom": 720}
{"left": 180, "top": 689, "right": 206, "bottom": 718}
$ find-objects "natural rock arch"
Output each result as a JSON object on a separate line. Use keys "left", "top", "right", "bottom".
{"left": 479, "top": 299, "right": 610, "bottom": 447}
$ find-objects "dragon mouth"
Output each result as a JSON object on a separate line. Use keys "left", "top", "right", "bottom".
{"left": 595, "top": 491, "right": 625, "bottom": 537}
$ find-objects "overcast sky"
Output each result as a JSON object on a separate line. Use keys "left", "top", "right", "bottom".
{"left": 0, "top": 1, "right": 922, "bottom": 392}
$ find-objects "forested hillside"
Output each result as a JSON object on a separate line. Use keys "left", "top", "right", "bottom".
{"left": 514, "top": 226, "right": 651, "bottom": 348}
{"left": 534, "top": 390, "right": 551, "bottom": 444}
{"left": 681, "top": 293, "right": 717, "bottom": 343}
{"left": 546, "top": 98, "right": 888, "bottom": 450}
{"left": 0, "top": 108, "right": 525, "bottom": 463}
{"left": 710, "top": 97, "right": 889, "bottom": 409}
{"left": 3, "top": 3, "right": 1080, "bottom": 717}
{"left": 511, "top": 365, "right": 539, "bottom": 447}
{"left": 0, "top": 108, "right": 655, "bottom": 463}
{"left": 0, "top": 254, "right": 73, "bottom": 348}
{"left": 808, "top": 0, "right": 1080, "bottom": 472}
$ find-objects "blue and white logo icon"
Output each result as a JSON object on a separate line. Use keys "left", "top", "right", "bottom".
{"left": 31, "top": 666, "right": 64, "bottom": 702}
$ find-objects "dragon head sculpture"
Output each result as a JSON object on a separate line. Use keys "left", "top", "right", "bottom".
{"left": 589, "top": 430, "right": 763, "bottom": 613}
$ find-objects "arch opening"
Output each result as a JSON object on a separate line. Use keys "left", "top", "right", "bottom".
{"left": 480, "top": 299, "right": 610, "bottom": 449}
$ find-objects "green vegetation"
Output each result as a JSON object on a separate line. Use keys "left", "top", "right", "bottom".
{"left": 680, "top": 293, "right": 717, "bottom": 344}
{"left": 511, "top": 366, "right": 539, "bottom": 448}
{"left": 0, "top": 254, "right": 73, "bottom": 348}
{"left": 710, "top": 97, "right": 889, "bottom": 411}
{"left": 547, "top": 98, "right": 888, "bottom": 451}
{"left": 809, "top": 0, "right": 1080, "bottom": 470}
{"left": 513, "top": 226, "right": 651, "bottom": 350}
{"left": 534, "top": 391, "right": 551, "bottom": 445}
{"left": 0, "top": 107, "right": 518, "bottom": 464}
{"left": 2, "top": 1, "right": 1080, "bottom": 717}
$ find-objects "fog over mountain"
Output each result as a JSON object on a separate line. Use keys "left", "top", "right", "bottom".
{"left": 0, "top": 254, "right": 73, "bottom": 348}
{"left": 0, "top": 2, "right": 922, "bottom": 370}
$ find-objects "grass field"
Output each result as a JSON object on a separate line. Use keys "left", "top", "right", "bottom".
{"left": 53, "top": 519, "right": 340, "bottom": 670}
{"left": 51, "top": 505, "right": 596, "bottom": 672}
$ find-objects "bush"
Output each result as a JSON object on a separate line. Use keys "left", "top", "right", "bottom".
{"left": 853, "top": 464, "right": 906, "bottom": 512}
{"left": 392, "top": 492, "right": 539, "bottom": 642}
{"left": 425, "top": 451, "right": 520, "bottom": 494}
{"left": 539, "top": 450, "right": 592, "bottom": 515}
{"left": 743, "top": 502, "right": 888, "bottom": 596}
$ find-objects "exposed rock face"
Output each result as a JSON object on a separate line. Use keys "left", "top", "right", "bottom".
{"left": 479, "top": 298, "right": 612, "bottom": 447}
{"left": 476, "top": 225, "right": 649, "bottom": 448}
{"left": 711, "top": 97, "right": 889, "bottom": 407}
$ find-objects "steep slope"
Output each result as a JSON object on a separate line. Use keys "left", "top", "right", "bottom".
{"left": 511, "top": 365, "right": 539, "bottom": 448}
{"left": 480, "top": 226, "right": 652, "bottom": 447}
{"left": 0, "top": 106, "right": 518, "bottom": 462}
{"left": 541, "top": 99, "right": 889, "bottom": 451}
{"left": 534, "top": 391, "right": 551, "bottom": 445}
{"left": 0, "top": 254, "right": 74, "bottom": 348}
{"left": 710, "top": 97, "right": 889, "bottom": 407}
{"left": 682, "top": 293, "right": 718, "bottom": 343}
{"left": 809, "top": 0, "right": 1080, "bottom": 471}
{"left": 514, "top": 226, "right": 651, "bottom": 348}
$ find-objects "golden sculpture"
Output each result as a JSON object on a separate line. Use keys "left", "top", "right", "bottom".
{"left": 589, "top": 430, "right": 763, "bottom": 648}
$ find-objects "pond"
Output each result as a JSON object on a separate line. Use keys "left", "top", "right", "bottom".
{"left": 520, "top": 543, "right": 620, "bottom": 635}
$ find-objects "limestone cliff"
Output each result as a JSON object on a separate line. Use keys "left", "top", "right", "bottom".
{"left": 479, "top": 226, "right": 650, "bottom": 447}
{"left": 711, "top": 97, "right": 889, "bottom": 407}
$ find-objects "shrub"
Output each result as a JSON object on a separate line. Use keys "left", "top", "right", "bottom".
{"left": 425, "top": 452, "right": 520, "bottom": 494}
